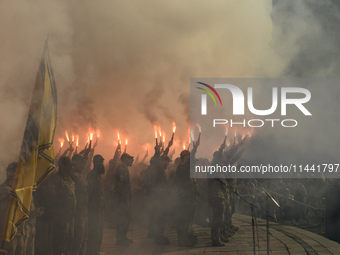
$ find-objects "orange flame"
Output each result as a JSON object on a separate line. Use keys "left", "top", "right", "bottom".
{"left": 153, "top": 126, "right": 158, "bottom": 139}
{"left": 163, "top": 134, "right": 165, "bottom": 143}
{"left": 65, "top": 131, "right": 70, "bottom": 142}
{"left": 89, "top": 132, "right": 94, "bottom": 141}
{"left": 125, "top": 139, "right": 128, "bottom": 146}
{"left": 71, "top": 134, "right": 75, "bottom": 142}
{"left": 58, "top": 138, "right": 65, "bottom": 148}
{"left": 76, "top": 135, "right": 79, "bottom": 147}
{"left": 172, "top": 122, "right": 176, "bottom": 133}
{"left": 183, "top": 144, "right": 186, "bottom": 150}
{"left": 159, "top": 127, "right": 162, "bottom": 137}
{"left": 96, "top": 129, "right": 100, "bottom": 138}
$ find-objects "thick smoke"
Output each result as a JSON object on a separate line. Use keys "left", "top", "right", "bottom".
{"left": 1, "top": 0, "right": 339, "bottom": 181}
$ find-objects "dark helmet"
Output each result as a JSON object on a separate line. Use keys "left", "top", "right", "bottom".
{"left": 160, "top": 155, "right": 172, "bottom": 162}
{"left": 120, "top": 153, "right": 134, "bottom": 161}
{"left": 180, "top": 150, "right": 190, "bottom": 159}
{"left": 213, "top": 151, "right": 221, "bottom": 159}
{"left": 58, "top": 156, "right": 72, "bottom": 167}
{"left": 93, "top": 154, "right": 105, "bottom": 164}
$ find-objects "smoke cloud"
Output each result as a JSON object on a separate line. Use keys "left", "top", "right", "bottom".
{"left": 1, "top": 0, "right": 339, "bottom": 181}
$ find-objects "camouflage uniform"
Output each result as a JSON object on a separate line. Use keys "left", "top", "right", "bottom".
{"left": 87, "top": 164, "right": 105, "bottom": 255}
{"left": 71, "top": 170, "right": 88, "bottom": 255}
{"left": 50, "top": 170, "right": 76, "bottom": 255}
{"left": 176, "top": 150, "right": 198, "bottom": 246}
{"left": 150, "top": 154, "right": 171, "bottom": 244}
{"left": 34, "top": 176, "right": 54, "bottom": 255}
{"left": 113, "top": 162, "right": 131, "bottom": 243}
{"left": 208, "top": 178, "right": 227, "bottom": 244}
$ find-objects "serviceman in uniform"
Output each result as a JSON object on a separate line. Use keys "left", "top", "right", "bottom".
{"left": 71, "top": 154, "right": 88, "bottom": 255}
{"left": 176, "top": 139, "right": 200, "bottom": 247}
{"left": 87, "top": 154, "right": 105, "bottom": 255}
{"left": 153, "top": 155, "right": 172, "bottom": 245}
{"left": 50, "top": 156, "right": 76, "bottom": 255}
{"left": 113, "top": 153, "right": 134, "bottom": 245}
{"left": 208, "top": 142, "right": 229, "bottom": 246}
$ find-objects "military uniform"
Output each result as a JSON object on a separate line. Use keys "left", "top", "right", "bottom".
{"left": 87, "top": 167, "right": 105, "bottom": 255}
{"left": 50, "top": 171, "right": 76, "bottom": 255}
{"left": 148, "top": 154, "right": 171, "bottom": 244}
{"left": 71, "top": 171, "right": 88, "bottom": 255}
{"left": 208, "top": 178, "right": 228, "bottom": 245}
{"left": 113, "top": 162, "right": 131, "bottom": 243}
{"left": 176, "top": 154, "right": 198, "bottom": 246}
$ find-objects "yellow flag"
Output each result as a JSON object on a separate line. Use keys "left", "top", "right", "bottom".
{"left": 2, "top": 42, "right": 57, "bottom": 242}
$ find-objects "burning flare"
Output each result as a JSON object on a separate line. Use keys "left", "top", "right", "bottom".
{"left": 225, "top": 126, "right": 229, "bottom": 136}
{"left": 153, "top": 126, "right": 158, "bottom": 139}
{"left": 71, "top": 134, "right": 75, "bottom": 142}
{"left": 96, "top": 129, "right": 100, "bottom": 138}
{"left": 116, "top": 130, "right": 121, "bottom": 144}
{"left": 158, "top": 127, "right": 162, "bottom": 138}
{"left": 89, "top": 132, "right": 94, "bottom": 141}
{"left": 76, "top": 135, "right": 79, "bottom": 147}
{"left": 58, "top": 138, "right": 65, "bottom": 148}
{"left": 65, "top": 131, "right": 70, "bottom": 142}
{"left": 172, "top": 122, "right": 176, "bottom": 133}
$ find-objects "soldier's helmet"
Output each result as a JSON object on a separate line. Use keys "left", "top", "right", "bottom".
{"left": 6, "top": 162, "right": 17, "bottom": 178}
{"left": 121, "top": 153, "right": 134, "bottom": 161}
{"left": 58, "top": 156, "right": 72, "bottom": 167}
{"left": 72, "top": 154, "right": 84, "bottom": 163}
{"left": 213, "top": 151, "right": 222, "bottom": 159}
{"left": 180, "top": 150, "right": 190, "bottom": 159}
{"left": 93, "top": 154, "right": 105, "bottom": 163}
{"left": 160, "top": 155, "right": 172, "bottom": 162}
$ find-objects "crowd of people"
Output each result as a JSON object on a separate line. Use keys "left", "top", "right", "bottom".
{"left": 0, "top": 132, "right": 329, "bottom": 255}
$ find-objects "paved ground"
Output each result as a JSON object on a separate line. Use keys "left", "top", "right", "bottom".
{"left": 100, "top": 214, "right": 340, "bottom": 255}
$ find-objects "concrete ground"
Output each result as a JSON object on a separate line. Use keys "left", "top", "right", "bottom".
{"left": 99, "top": 214, "right": 340, "bottom": 255}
